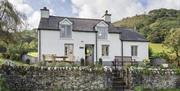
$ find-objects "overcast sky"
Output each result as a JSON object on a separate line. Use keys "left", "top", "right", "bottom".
{"left": 8, "top": 0, "right": 180, "bottom": 29}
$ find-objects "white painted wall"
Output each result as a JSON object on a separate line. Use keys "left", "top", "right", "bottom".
{"left": 123, "top": 41, "right": 149, "bottom": 61}
{"left": 39, "top": 30, "right": 148, "bottom": 63}
{"left": 40, "top": 30, "right": 96, "bottom": 61}
{"left": 97, "top": 33, "right": 121, "bottom": 61}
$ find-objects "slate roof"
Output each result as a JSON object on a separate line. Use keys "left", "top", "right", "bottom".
{"left": 38, "top": 16, "right": 148, "bottom": 42}
{"left": 116, "top": 27, "right": 148, "bottom": 42}
{"left": 38, "top": 16, "right": 102, "bottom": 31}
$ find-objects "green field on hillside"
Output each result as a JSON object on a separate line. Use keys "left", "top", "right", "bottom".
{"left": 149, "top": 43, "right": 170, "bottom": 54}
{"left": 28, "top": 52, "right": 38, "bottom": 57}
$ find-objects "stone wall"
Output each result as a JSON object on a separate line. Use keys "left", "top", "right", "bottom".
{"left": 0, "top": 65, "right": 106, "bottom": 91}
{"left": 129, "top": 67, "right": 180, "bottom": 89}
{"left": 0, "top": 65, "right": 179, "bottom": 91}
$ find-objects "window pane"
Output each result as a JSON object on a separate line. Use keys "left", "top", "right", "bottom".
{"left": 135, "top": 46, "right": 137, "bottom": 56}
{"left": 98, "top": 27, "right": 108, "bottom": 39}
{"left": 66, "top": 25, "right": 72, "bottom": 37}
{"left": 60, "top": 25, "right": 72, "bottom": 38}
{"left": 60, "top": 25, "right": 66, "bottom": 38}
{"left": 106, "top": 46, "right": 109, "bottom": 56}
{"left": 64, "top": 44, "right": 73, "bottom": 56}
{"left": 102, "top": 45, "right": 109, "bottom": 56}
{"left": 131, "top": 46, "right": 138, "bottom": 56}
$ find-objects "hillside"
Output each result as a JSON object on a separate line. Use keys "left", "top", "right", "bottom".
{"left": 113, "top": 8, "right": 180, "bottom": 43}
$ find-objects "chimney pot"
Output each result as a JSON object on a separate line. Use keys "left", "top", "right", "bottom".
{"left": 104, "top": 10, "right": 111, "bottom": 23}
{"left": 40, "top": 7, "right": 49, "bottom": 18}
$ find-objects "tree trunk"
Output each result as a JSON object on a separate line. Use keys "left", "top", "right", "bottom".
{"left": 176, "top": 51, "right": 180, "bottom": 66}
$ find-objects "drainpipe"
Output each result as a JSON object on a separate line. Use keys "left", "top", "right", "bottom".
{"left": 38, "top": 29, "right": 41, "bottom": 61}
{"left": 95, "top": 31, "right": 98, "bottom": 64}
{"left": 120, "top": 33, "right": 124, "bottom": 67}
{"left": 120, "top": 33, "right": 124, "bottom": 91}
{"left": 121, "top": 40, "right": 124, "bottom": 67}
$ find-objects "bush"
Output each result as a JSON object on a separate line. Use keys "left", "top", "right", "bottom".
{"left": 80, "top": 58, "right": 85, "bottom": 66}
{"left": 26, "top": 59, "right": 30, "bottom": 64}
{"left": 148, "top": 47, "right": 153, "bottom": 58}
{"left": 98, "top": 58, "right": 103, "bottom": 65}
{"left": 0, "top": 46, "right": 6, "bottom": 53}
{"left": 54, "top": 62, "right": 72, "bottom": 67}
{"left": 37, "top": 61, "right": 46, "bottom": 66}
{"left": 151, "top": 52, "right": 170, "bottom": 62}
{"left": 2, "top": 53, "right": 10, "bottom": 59}
{"left": 0, "top": 75, "right": 9, "bottom": 91}
{"left": 134, "top": 86, "right": 143, "bottom": 91}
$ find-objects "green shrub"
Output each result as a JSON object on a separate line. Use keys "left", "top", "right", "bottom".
{"left": 80, "top": 58, "right": 85, "bottom": 66}
{"left": 0, "top": 75, "right": 9, "bottom": 91}
{"left": 134, "top": 86, "right": 143, "bottom": 91}
{"left": 55, "top": 62, "right": 72, "bottom": 67}
{"left": 98, "top": 58, "right": 103, "bottom": 65}
{"left": 149, "top": 47, "right": 153, "bottom": 58}
{"left": 37, "top": 61, "right": 46, "bottom": 66}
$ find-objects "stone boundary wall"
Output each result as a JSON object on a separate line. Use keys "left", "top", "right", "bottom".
{"left": 128, "top": 67, "right": 180, "bottom": 89}
{"left": 0, "top": 65, "right": 179, "bottom": 91}
{"left": 0, "top": 65, "right": 108, "bottom": 91}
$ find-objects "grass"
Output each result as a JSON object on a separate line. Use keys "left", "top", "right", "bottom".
{"left": 135, "top": 86, "right": 180, "bottom": 91}
{"left": 27, "top": 52, "right": 38, "bottom": 57}
{"left": 149, "top": 43, "right": 179, "bottom": 60}
{"left": 149, "top": 43, "right": 170, "bottom": 54}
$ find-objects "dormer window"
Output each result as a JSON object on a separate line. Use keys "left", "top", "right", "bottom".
{"left": 59, "top": 18, "right": 72, "bottom": 38}
{"left": 95, "top": 21, "right": 108, "bottom": 39}
{"left": 97, "top": 27, "right": 108, "bottom": 39}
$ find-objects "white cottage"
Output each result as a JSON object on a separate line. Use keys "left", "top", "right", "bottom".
{"left": 38, "top": 7, "right": 148, "bottom": 65}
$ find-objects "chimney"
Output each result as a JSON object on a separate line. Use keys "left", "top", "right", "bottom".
{"left": 40, "top": 7, "right": 49, "bottom": 18}
{"left": 103, "top": 10, "right": 111, "bottom": 23}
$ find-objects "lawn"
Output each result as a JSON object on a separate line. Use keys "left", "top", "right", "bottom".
{"left": 135, "top": 86, "right": 180, "bottom": 91}
{"left": 27, "top": 52, "right": 38, "bottom": 57}
{"left": 135, "top": 87, "right": 180, "bottom": 91}
{"left": 149, "top": 43, "right": 171, "bottom": 54}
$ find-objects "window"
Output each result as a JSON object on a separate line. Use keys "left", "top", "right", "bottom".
{"left": 60, "top": 24, "right": 72, "bottom": 38}
{"left": 98, "top": 27, "right": 108, "bottom": 39}
{"left": 131, "top": 46, "right": 138, "bottom": 56}
{"left": 102, "top": 45, "right": 109, "bottom": 56}
{"left": 64, "top": 44, "right": 73, "bottom": 56}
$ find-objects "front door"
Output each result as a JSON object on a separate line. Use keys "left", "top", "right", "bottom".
{"left": 85, "top": 44, "right": 94, "bottom": 65}
{"left": 64, "top": 44, "right": 74, "bottom": 61}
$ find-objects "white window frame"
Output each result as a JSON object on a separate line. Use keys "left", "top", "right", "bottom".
{"left": 59, "top": 18, "right": 72, "bottom": 39}
{"left": 95, "top": 21, "right": 108, "bottom": 40}
{"left": 97, "top": 27, "right": 108, "bottom": 39}
{"left": 102, "top": 45, "right": 109, "bottom": 56}
{"left": 131, "top": 45, "right": 138, "bottom": 57}
{"left": 64, "top": 44, "right": 74, "bottom": 56}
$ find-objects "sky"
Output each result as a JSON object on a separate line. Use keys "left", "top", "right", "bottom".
{"left": 8, "top": 0, "right": 180, "bottom": 29}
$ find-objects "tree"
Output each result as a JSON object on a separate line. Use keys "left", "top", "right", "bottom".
{"left": 5, "top": 29, "right": 38, "bottom": 60}
{"left": 0, "top": 0, "right": 23, "bottom": 45}
{"left": 113, "top": 8, "right": 180, "bottom": 43}
{"left": 164, "top": 28, "right": 180, "bottom": 66}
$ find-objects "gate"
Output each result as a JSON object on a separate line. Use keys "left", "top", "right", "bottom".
{"left": 105, "top": 56, "right": 134, "bottom": 91}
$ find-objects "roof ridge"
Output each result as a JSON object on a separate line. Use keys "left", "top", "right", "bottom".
{"left": 49, "top": 15, "right": 103, "bottom": 21}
